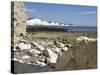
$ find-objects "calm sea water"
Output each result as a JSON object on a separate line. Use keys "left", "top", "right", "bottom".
{"left": 27, "top": 25, "right": 97, "bottom": 32}
{"left": 66, "top": 26, "right": 97, "bottom": 32}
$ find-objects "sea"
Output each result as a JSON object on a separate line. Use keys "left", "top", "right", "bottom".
{"left": 65, "top": 26, "right": 97, "bottom": 32}
{"left": 27, "top": 25, "right": 97, "bottom": 32}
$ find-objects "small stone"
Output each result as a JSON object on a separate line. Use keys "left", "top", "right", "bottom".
{"left": 12, "top": 58, "right": 18, "bottom": 61}
{"left": 36, "top": 61, "right": 47, "bottom": 67}
{"left": 33, "top": 49, "right": 41, "bottom": 54}
{"left": 47, "top": 48, "right": 58, "bottom": 63}
{"left": 13, "top": 48, "right": 17, "bottom": 51}
{"left": 22, "top": 55, "right": 30, "bottom": 59}
{"left": 32, "top": 42, "right": 44, "bottom": 51}
{"left": 29, "top": 49, "right": 34, "bottom": 53}
{"left": 38, "top": 45, "right": 45, "bottom": 51}
{"left": 53, "top": 47, "right": 61, "bottom": 53}
{"left": 65, "top": 44, "right": 72, "bottom": 48}
{"left": 62, "top": 47, "right": 68, "bottom": 51}
{"left": 59, "top": 43, "right": 65, "bottom": 48}
{"left": 18, "top": 60, "right": 24, "bottom": 63}
{"left": 54, "top": 41, "right": 65, "bottom": 48}
{"left": 18, "top": 43, "right": 31, "bottom": 50}
{"left": 20, "top": 39, "right": 28, "bottom": 43}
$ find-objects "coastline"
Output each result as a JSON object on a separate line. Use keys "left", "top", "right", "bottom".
{"left": 12, "top": 31, "right": 97, "bottom": 73}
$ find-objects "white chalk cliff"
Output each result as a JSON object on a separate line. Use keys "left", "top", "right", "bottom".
{"left": 27, "top": 18, "right": 70, "bottom": 26}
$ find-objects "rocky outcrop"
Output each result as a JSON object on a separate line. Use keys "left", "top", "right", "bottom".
{"left": 11, "top": 1, "right": 27, "bottom": 46}
{"left": 77, "top": 36, "right": 97, "bottom": 43}
{"left": 11, "top": 37, "right": 72, "bottom": 67}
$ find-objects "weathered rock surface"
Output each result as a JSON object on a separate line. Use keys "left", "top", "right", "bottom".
{"left": 77, "top": 36, "right": 97, "bottom": 43}
{"left": 12, "top": 37, "right": 72, "bottom": 67}
{"left": 12, "top": 34, "right": 97, "bottom": 67}
{"left": 11, "top": 1, "right": 27, "bottom": 46}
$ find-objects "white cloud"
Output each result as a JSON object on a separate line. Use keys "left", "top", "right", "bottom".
{"left": 74, "top": 11, "right": 96, "bottom": 15}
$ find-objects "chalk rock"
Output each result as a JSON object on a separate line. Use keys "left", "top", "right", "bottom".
{"left": 65, "top": 44, "right": 72, "bottom": 48}
{"left": 13, "top": 48, "right": 17, "bottom": 51}
{"left": 38, "top": 45, "right": 45, "bottom": 51}
{"left": 33, "top": 42, "right": 45, "bottom": 51}
{"left": 12, "top": 58, "right": 18, "bottom": 61}
{"left": 39, "top": 55, "right": 46, "bottom": 62}
{"left": 12, "top": 37, "right": 72, "bottom": 67}
{"left": 53, "top": 47, "right": 61, "bottom": 53}
{"left": 30, "top": 49, "right": 41, "bottom": 54}
{"left": 77, "top": 36, "right": 97, "bottom": 43}
{"left": 18, "top": 43, "right": 31, "bottom": 50}
{"left": 18, "top": 60, "right": 24, "bottom": 63}
{"left": 22, "top": 55, "right": 30, "bottom": 59}
{"left": 42, "top": 50, "right": 49, "bottom": 57}
{"left": 62, "top": 47, "right": 68, "bottom": 51}
{"left": 59, "top": 43, "right": 65, "bottom": 48}
{"left": 54, "top": 41, "right": 65, "bottom": 48}
{"left": 47, "top": 48, "right": 58, "bottom": 63}
{"left": 36, "top": 61, "right": 46, "bottom": 67}
{"left": 20, "top": 39, "right": 28, "bottom": 43}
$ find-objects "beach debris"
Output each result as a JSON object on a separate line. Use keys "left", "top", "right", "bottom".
{"left": 12, "top": 37, "right": 71, "bottom": 67}
{"left": 77, "top": 36, "right": 97, "bottom": 43}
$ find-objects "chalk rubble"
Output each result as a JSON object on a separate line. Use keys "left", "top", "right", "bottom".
{"left": 77, "top": 36, "right": 97, "bottom": 43}
{"left": 12, "top": 38, "right": 71, "bottom": 67}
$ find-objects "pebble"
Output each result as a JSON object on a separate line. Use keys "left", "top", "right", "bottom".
{"left": 12, "top": 58, "right": 18, "bottom": 61}
{"left": 13, "top": 48, "right": 17, "bottom": 51}
{"left": 62, "top": 47, "right": 68, "bottom": 51}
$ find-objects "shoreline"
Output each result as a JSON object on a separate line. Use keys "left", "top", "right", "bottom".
{"left": 12, "top": 31, "right": 97, "bottom": 73}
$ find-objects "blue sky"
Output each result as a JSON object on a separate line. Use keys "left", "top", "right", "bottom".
{"left": 24, "top": 2, "right": 97, "bottom": 26}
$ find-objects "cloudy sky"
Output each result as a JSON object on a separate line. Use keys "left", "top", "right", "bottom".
{"left": 24, "top": 2, "right": 97, "bottom": 26}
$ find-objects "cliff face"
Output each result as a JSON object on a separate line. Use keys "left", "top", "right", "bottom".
{"left": 11, "top": 1, "right": 27, "bottom": 46}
